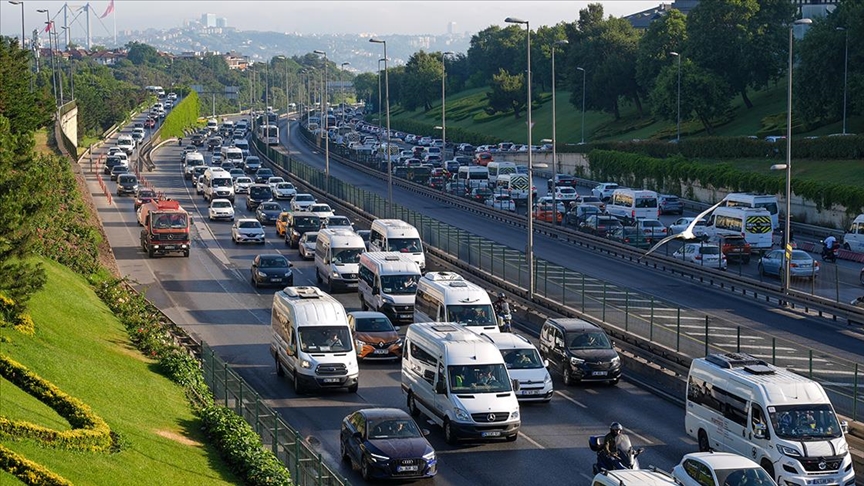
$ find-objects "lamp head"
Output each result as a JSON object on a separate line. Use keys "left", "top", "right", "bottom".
{"left": 369, "top": 38, "right": 385, "bottom": 44}
{"left": 669, "top": 51, "right": 679, "bottom": 57}
{"left": 576, "top": 67, "right": 585, "bottom": 72}
{"left": 505, "top": 17, "right": 528, "bottom": 25}
{"left": 555, "top": 40, "right": 569, "bottom": 46}
{"left": 793, "top": 18, "right": 813, "bottom": 26}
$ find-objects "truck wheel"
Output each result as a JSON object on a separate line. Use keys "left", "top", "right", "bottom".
{"left": 562, "top": 365, "right": 574, "bottom": 386}
{"left": 760, "top": 459, "right": 775, "bottom": 480}
{"left": 443, "top": 419, "right": 458, "bottom": 445}
{"left": 293, "top": 371, "right": 305, "bottom": 395}
{"left": 407, "top": 393, "right": 420, "bottom": 417}
{"left": 275, "top": 357, "right": 285, "bottom": 377}
{"left": 347, "top": 381, "right": 358, "bottom": 393}
{"left": 147, "top": 247, "right": 155, "bottom": 258}
{"left": 698, "top": 429, "right": 710, "bottom": 452}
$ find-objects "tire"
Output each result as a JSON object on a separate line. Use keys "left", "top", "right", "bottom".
{"left": 760, "top": 459, "right": 775, "bottom": 480}
{"left": 340, "top": 439, "right": 350, "bottom": 463}
{"left": 347, "top": 381, "right": 358, "bottom": 393}
{"left": 252, "top": 276, "right": 258, "bottom": 288}
{"left": 609, "top": 377, "right": 619, "bottom": 386}
{"left": 360, "top": 457, "right": 372, "bottom": 481}
{"left": 293, "top": 371, "right": 305, "bottom": 395}
{"left": 443, "top": 419, "right": 458, "bottom": 445}
{"left": 360, "top": 298, "right": 368, "bottom": 311}
{"left": 407, "top": 393, "right": 420, "bottom": 417}
{"left": 183, "top": 251, "right": 189, "bottom": 258}
{"left": 275, "top": 357, "right": 285, "bottom": 377}
{"left": 698, "top": 429, "right": 710, "bottom": 452}
{"left": 506, "top": 431, "right": 518, "bottom": 442}
{"left": 147, "top": 247, "right": 155, "bottom": 258}
{"left": 562, "top": 364, "right": 574, "bottom": 386}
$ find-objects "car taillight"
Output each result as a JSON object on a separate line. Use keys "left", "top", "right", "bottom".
{"left": 631, "top": 210, "right": 636, "bottom": 218}
{"left": 695, "top": 255, "right": 703, "bottom": 260}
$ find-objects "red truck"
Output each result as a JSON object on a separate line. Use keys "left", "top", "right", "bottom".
{"left": 137, "top": 199, "right": 191, "bottom": 258}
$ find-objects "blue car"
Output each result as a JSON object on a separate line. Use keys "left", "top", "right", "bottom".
{"left": 340, "top": 408, "right": 437, "bottom": 481}
{"left": 758, "top": 249, "right": 820, "bottom": 279}
{"left": 255, "top": 201, "right": 283, "bottom": 225}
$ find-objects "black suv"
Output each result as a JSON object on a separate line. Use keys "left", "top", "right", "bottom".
{"left": 254, "top": 168, "right": 274, "bottom": 184}
{"left": 538, "top": 318, "right": 621, "bottom": 386}
{"left": 285, "top": 211, "right": 321, "bottom": 248}
{"left": 245, "top": 184, "right": 273, "bottom": 211}
{"left": 548, "top": 174, "right": 577, "bottom": 190}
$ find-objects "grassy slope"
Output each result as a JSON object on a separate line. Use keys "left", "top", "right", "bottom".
{"left": 0, "top": 258, "right": 239, "bottom": 485}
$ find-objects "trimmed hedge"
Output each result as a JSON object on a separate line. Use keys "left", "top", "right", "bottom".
{"left": 160, "top": 92, "right": 200, "bottom": 139}
{"left": 588, "top": 149, "right": 864, "bottom": 215}
{"left": 0, "top": 444, "right": 72, "bottom": 486}
{"left": 389, "top": 119, "right": 503, "bottom": 147}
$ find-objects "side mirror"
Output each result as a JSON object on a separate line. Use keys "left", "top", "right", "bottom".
{"left": 543, "top": 359, "right": 550, "bottom": 368}
{"left": 511, "top": 379, "right": 520, "bottom": 392}
{"left": 421, "top": 428, "right": 430, "bottom": 437}
{"left": 753, "top": 422, "right": 767, "bottom": 439}
{"left": 288, "top": 263, "right": 294, "bottom": 268}
{"left": 372, "top": 287, "right": 379, "bottom": 295}
{"left": 435, "top": 380, "right": 447, "bottom": 395}
{"left": 841, "top": 420, "right": 849, "bottom": 434}
{"left": 394, "top": 326, "right": 401, "bottom": 331}
{"left": 353, "top": 431, "right": 362, "bottom": 440}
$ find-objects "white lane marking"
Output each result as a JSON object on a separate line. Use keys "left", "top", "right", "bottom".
{"left": 629, "top": 430, "right": 654, "bottom": 445}
{"left": 518, "top": 431, "right": 544, "bottom": 449}
{"left": 554, "top": 391, "right": 588, "bottom": 408}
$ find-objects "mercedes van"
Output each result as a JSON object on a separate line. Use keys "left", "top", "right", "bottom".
{"left": 358, "top": 252, "right": 422, "bottom": 324}
{"left": 414, "top": 272, "right": 499, "bottom": 334}
{"left": 270, "top": 286, "right": 359, "bottom": 394}
{"left": 315, "top": 228, "right": 365, "bottom": 292}
{"left": 368, "top": 219, "right": 425, "bottom": 271}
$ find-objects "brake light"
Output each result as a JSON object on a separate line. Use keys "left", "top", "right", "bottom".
{"left": 695, "top": 255, "right": 703, "bottom": 260}
{"left": 631, "top": 210, "right": 635, "bottom": 218}
{"left": 790, "top": 263, "right": 799, "bottom": 268}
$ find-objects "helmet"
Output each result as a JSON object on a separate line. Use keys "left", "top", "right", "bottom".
{"left": 498, "top": 292, "right": 506, "bottom": 299}
{"left": 610, "top": 422, "right": 623, "bottom": 432}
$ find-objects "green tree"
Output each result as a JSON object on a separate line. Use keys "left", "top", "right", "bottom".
{"left": 401, "top": 51, "right": 443, "bottom": 112}
{"left": 352, "top": 72, "right": 378, "bottom": 108}
{"left": 636, "top": 9, "right": 688, "bottom": 96}
{"left": 650, "top": 58, "right": 732, "bottom": 134}
{"left": 126, "top": 41, "right": 161, "bottom": 66}
{"left": 0, "top": 37, "right": 53, "bottom": 134}
{"left": 486, "top": 68, "right": 526, "bottom": 118}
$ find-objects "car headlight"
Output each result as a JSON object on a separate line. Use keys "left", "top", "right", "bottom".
{"left": 257, "top": 271, "right": 268, "bottom": 277}
{"left": 777, "top": 444, "right": 801, "bottom": 457}
{"left": 396, "top": 338, "right": 403, "bottom": 346}
{"left": 510, "top": 410, "right": 520, "bottom": 420}
{"left": 422, "top": 451, "right": 436, "bottom": 461}
{"left": 382, "top": 296, "right": 395, "bottom": 304}
{"left": 300, "top": 360, "right": 311, "bottom": 369}
{"left": 544, "top": 372, "right": 553, "bottom": 385}
{"left": 355, "top": 340, "right": 365, "bottom": 349}
{"left": 611, "top": 356, "right": 621, "bottom": 366}
{"left": 570, "top": 357, "right": 585, "bottom": 366}
{"left": 369, "top": 452, "right": 390, "bottom": 463}
{"left": 454, "top": 408, "right": 470, "bottom": 421}
{"left": 331, "top": 270, "right": 340, "bottom": 278}
{"left": 284, "top": 271, "right": 292, "bottom": 278}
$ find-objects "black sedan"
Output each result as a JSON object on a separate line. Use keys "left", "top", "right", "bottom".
{"left": 340, "top": 408, "right": 437, "bottom": 481}
{"left": 255, "top": 202, "right": 283, "bottom": 225}
{"left": 250, "top": 254, "right": 293, "bottom": 288}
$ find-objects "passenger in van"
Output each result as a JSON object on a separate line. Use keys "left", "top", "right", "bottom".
{"left": 325, "top": 331, "right": 344, "bottom": 349}
{"left": 476, "top": 369, "right": 499, "bottom": 386}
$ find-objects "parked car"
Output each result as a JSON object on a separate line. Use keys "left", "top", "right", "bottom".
{"left": 339, "top": 408, "right": 437, "bottom": 481}
{"left": 486, "top": 194, "right": 516, "bottom": 212}
{"left": 672, "top": 452, "right": 777, "bottom": 486}
{"left": 668, "top": 217, "right": 706, "bottom": 237}
{"left": 758, "top": 249, "right": 819, "bottom": 279}
{"left": 298, "top": 232, "right": 318, "bottom": 260}
{"left": 347, "top": 311, "right": 402, "bottom": 360}
{"left": 673, "top": 243, "right": 728, "bottom": 270}
{"left": 256, "top": 201, "right": 284, "bottom": 225}
{"left": 658, "top": 194, "right": 684, "bottom": 215}
{"left": 208, "top": 198, "right": 235, "bottom": 221}
{"left": 250, "top": 253, "right": 293, "bottom": 288}
{"left": 231, "top": 218, "right": 265, "bottom": 244}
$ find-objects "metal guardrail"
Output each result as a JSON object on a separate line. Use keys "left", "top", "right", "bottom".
{"left": 253, "top": 134, "right": 864, "bottom": 423}
{"left": 201, "top": 343, "right": 350, "bottom": 486}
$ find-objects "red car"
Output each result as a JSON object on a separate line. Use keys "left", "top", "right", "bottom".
{"left": 144, "top": 117, "right": 156, "bottom": 128}
{"left": 475, "top": 151, "right": 493, "bottom": 166}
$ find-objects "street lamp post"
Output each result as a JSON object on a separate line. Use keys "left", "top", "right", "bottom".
{"left": 551, "top": 39, "right": 567, "bottom": 225}
{"left": 441, "top": 51, "right": 453, "bottom": 161}
{"left": 340, "top": 62, "right": 350, "bottom": 126}
{"left": 777, "top": 18, "right": 813, "bottom": 295}
{"left": 576, "top": 66, "right": 586, "bottom": 145}
{"left": 836, "top": 27, "right": 848, "bottom": 135}
{"left": 314, "top": 50, "right": 330, "bottom": 186}
{"left": 669, "top": 52, "right": 681, "bottom": 142}
{"left": 377, "top": 58, "right": 385, "bottom": 137}
{"left": 8, "top": 1, "right": 24, "bottom": 48}
{"left": 505, "top": 16, "right": 535, "bottom": 299}
{"left": 37, "top": 8, "right": 57, "bottom": 107}
{"left": 370, "top": 38, "right": 392, "bottom": 216}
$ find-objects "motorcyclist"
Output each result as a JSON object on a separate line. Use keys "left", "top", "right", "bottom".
{"left": 493, "top": 292, "right": 507, "bottom": 315}
{"left": 822, "top": 234, "right": 838, "bottom": 260}
{"left": 602, "top": 422, "right": 625, "bottom": 459}
{"left": 178, "top": 136, "right": 183, "bottom": 146}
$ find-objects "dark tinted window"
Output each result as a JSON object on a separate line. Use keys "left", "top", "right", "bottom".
{"left": 249, "top": 186, "right": 272, "bottom": 199}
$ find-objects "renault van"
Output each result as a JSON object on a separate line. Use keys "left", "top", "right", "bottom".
{"left": 315, "top": 228, "right": 365, "bottom": 292}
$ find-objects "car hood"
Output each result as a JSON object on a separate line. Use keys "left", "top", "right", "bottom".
{"left": 570, "top": 348, "right": 618, "bottom": 362}
{"left": 355, "top": 331, "right": 399, "bottom": 344}
{"left": 369, "top": 437, "right": 431, "bottom": 458}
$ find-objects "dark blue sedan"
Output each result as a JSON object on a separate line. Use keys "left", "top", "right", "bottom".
{"left": 255, "top": 201, "right": 283, "bottom": 225}
{"left": 340, "top": 408, "right": 437, "bottom": 481}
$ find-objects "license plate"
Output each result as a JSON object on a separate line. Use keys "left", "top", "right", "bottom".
{"left": 481, "top": 431, "right": 501, "bottom": 437}
{"left": 322, "top": 378, "right": 340, "bottom": 383}
{"left": 522, "top": 390, "right": 537, "bottom": 395}
{"left": 397, "top": 465, "right": 419, "bottom": 472}
{"left": 592, "top": 371, "right": 607, "bottom": 376}
{"left": 399, "top": 314, "right": 412, "bottom": 319}
{"left": 373, "top": 349, "right": 389, "bottom": 354}
{"left": 270, "top": 278, "right": 282, "bottom": 282}
{"left": 163, "top": 245, "right": 176, "bottom": 250}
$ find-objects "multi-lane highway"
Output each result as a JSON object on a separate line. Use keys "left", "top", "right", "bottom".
{"left": 82, "top": 112, "right": 864, "bottom": 485}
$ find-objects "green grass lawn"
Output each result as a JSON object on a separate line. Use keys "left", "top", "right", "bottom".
{"left": 0, "top": 258, "right": 240, "bottom": 485}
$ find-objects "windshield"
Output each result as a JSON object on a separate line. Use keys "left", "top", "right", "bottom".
{"left": 714, "top": 467, "right": 775, "bottom": 486}
{"left": 386, "top": 238, "right": 423, "bottom": 253}
{"left": 250, "top": 187, "right": 272, "bottom": 199}
{"left": 769, "top": 404, "right": 843, "bottom": 440}
{"left": 353, "top": 316, "right": 395, "bottom": 333}
{"left": 566, "top": 331, "right": 612, "bottom": 350}
{"left": 446, "top": 304, "right": 496, "bottom": 326}
{"left": 239, "top": 220, "right": 262, "bottom": 229}
{"left": 298, "top": 326, "right": 352, "bottom": 353}
{"left": 294, "top": 216, "right": 320, "bottom": 228}
{"left": 296, "top": 195, "right": 314, "bottom": 202}
{"left": 448, "top": 364, "right": 512, "bottom": 393}
{"left": 261, "top": 203, "right": 281, "bottom": 211}
{"left": 213, "top": 178, "right": 231, "bottom": 187}
{"left": 380, "top": 274, "right": 419, "bottom": 295}
{"left": 502, "top": 348, "right": 544, "bottom": 369}
{"left": 368, "top": 419, "right": 422, "bottom": 440}
{"left": 212, "top": 201, "right": 232, "bottom": 209}
{"left": 332, "top": 248, "right": 363, "bottom": 265}
{"left": 152, "top": 214, "right": 188, "bottom": 229}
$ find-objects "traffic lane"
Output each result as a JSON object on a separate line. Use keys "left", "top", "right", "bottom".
{"left": 280, "top": 125, "right": 864, "bottom": 361}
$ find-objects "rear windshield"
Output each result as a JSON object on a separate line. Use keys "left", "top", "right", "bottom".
{"left": 249, "top": 186, "right": 272, "bottom": 198}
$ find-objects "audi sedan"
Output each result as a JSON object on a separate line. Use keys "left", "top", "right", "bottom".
{"left": 250, "top": 253, "right": 293, "bottom": 288}
{"left": 340, "top": 408, "right": 436, "bottom": 481}
{"left": 231, "top": 219, "right": 265, "bottom": 244}
{"left": 758, "top": 249, "right": 819, "bottom": 279}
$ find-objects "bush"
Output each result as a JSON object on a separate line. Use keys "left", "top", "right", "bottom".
{"left": 0, "top": 444, "right": 73, "bottom": 486}
{"left": 161, "top": 91, "right": 200, "bottom": 139}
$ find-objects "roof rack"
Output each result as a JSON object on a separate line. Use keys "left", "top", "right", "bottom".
{"left": 705, "top": 353, "right": 768, "bottom": 369}
{"left": 282, "top": 286, "right": 324, "bottom": 299}
{"left": 423, "top": 271, "right": 464, "bottom": 282}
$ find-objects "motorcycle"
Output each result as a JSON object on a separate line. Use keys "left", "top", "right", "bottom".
{"left": 821, "top": 240, "right": 838, "bottom": 263}
{"left": 178, "top": 137, "right": 183, "bottom": 146}
{"left": 589, "top": 435, "right": 644, "bottom": 474}
{"left": 497, "top": 302, "right": 512, "bottom": 333}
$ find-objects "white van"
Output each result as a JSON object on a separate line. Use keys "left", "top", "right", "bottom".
{"left": 315, "top": 228, "right": 365, "bottom": 292}
{"left": 203, "top": 168, "right": 235, "bottom": 203}
{"left": 358, "top": 252, "right": 421, "bottom": 324}
{"left": 401, "top": 322, "right": 521, "bottom": 444}
{"left": 484, "top": 332, "right": 553, "bottom": 402}
{"left": 703, "top": 207, "right": 773, "bottom": 252}
{"left": 233, "top": 139, "right": 250, "bottom": 158}
{"left": 206, "top": 118, "right": 218, "bottom": 131}
{"left": 723, "top": 193, "right": 780, "bottom": 229}
{"left": 116, "top": 135, "right": 136, "bottom": 155}
{"left": 842, "top": 214, "right": 864, "bottom": 251}
{"left": 414, "top": 272, "right": 499, "bottom": 334}
{"left": 368, "top": 219, "right": 425, "bottom": 271}
{"left": 685, "top": 353, "right": 854, "bottom": 485}
{"left": 496, "top": 173, "right": 530, "bottom": 201}
{"left": 605, "top": 189, "right": 659, "bottom": 223}
{"left": 456, "top": 166, "right": 489, "bottom": 189}
{"left": 183, "top": 152, "right": 205, "bottom": 179}
{"left": 269, "top": 286, "right": 359, "bottom": 394}
{"left": 221, "top": 146, "right": 244, "bottom": 168}
{"left": 486, "top": 161, "right": 518, "bottom": 185}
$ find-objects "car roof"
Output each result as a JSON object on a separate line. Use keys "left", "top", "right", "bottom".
{"left": 680, "top": 452, "right": 761, "bottom": 469}
{"left": 545, "top": 318, "right": 599, "bottom": 332}
{"left": 348, "top": 311, "right": 390, "bottom": 319}
{"left": 357, "top": 407, "right": 411, "bottom": 420}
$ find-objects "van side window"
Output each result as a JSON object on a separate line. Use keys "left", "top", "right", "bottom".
{"left": 751, "top": 404, "right": 768, "bottom": 439}
{"left": 409, "top": 341, "right": 437, "bottom": 384}
{"left": 370, "top": 230, "right": 383, "bottom": 248}
{"left": 359, "top": 265, "right": 374, "bottom": 287}
{"left": 687, "top": 375, "right": 749, "bottom": 427}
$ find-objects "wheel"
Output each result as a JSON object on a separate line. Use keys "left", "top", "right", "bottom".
{"left": 506, "top": 431, "right": 518, "bottom": 442}
{"left": 609, "top": 377, "right": 619, "bottom": 386}
{"left": 275, "top": 357, "right": 285, "bottom": 377}
{"left": 562, "top": 364, "right": 574, "bottom": 386}
{"left": 360, "top": 457, "right": 372, "bottom": 481}
{"left": 293, "top": 371, "right": 305, "bottom": 395}
{"left": 360, "top": 297, "right": 368, "bottom": 311}
{"left": 443, "top": 419, "right": 458, "bottom": 445}
{"left": 347, "top": 382, "right": 358, "bottom": 393}
{"left": 183, "top": 251, "right": 189, "bottom": 258}
{"left": 407, "top": 393, "right": 420, "bottom": 417}
{"left": 252, "top": 276, "right": 259, "bottom": 288}
{"left": 147, "top": 247, "right": 155, "bottom": 258}
{"left": 340, "top": 439, "right": 350, "bottom": 463}
{"left": 760, "top": 459, "right": 775, "bottom": 480}
{"left": 698, "top": 429, "right": 710, "bottom": 452}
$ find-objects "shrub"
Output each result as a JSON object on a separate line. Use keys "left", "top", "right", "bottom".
{"left": 0, "top": 444, "right": 73, "bottom": 486}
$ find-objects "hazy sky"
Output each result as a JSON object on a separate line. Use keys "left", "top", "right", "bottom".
{"left": 2, "top": 1, "right": 659, "bottom": 38}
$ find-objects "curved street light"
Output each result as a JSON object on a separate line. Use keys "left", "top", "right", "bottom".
{"left": 313, "top": 49, "right": 330, "bottom": 185}
{"left": 370, "top": 38, "right": 392, "bottom": 215}
{"left": 669, "top": 52, "right": 681, "bottom": 143}
{"left": 551, "top": 39, "right": 567, "bottom": 225}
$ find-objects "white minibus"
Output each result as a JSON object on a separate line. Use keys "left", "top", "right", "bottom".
{"left": 723, "top": 193, "right": 780, "bottom": 229}
{"left": 414, "top": 272, "right": 499, "bottom": 334}
{"left": 703, "top": 207, "right": 773, "bottom": 252}
{"left": 605, "top": 189, "right": 659, "bottom": 223}
{"left": 368, "top": 219, "right": 425, "bottom": 270}
{"left": 486, "top": 162, "right": 517, "bottom": 185}
{"left": 358, "top": 252, "right": 421, "bottom": 324}
{"left": 315, "top": 228, "right": 365, "bottom": 293}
